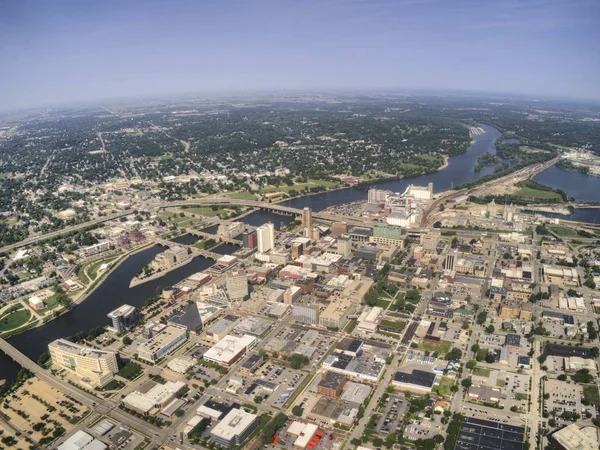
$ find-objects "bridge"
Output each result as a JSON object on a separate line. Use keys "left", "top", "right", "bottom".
{"left": 161, "top": 198, "right": 376, "bottom": 227}
{"left": 186, "top": 228, "right": 243, "bottom": 246}
{"left": 0, "top": 337, "right": 171, "bottom": 443}
{"left": 153, "top": 238, "right": 221, "bottom": 260}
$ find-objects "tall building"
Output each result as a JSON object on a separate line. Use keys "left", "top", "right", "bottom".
{"left": 293, "top": 304, "right": 320, "bottom": 325}
{"left": 107, "top": 304, "right": 139, "bottom": 333}
{"left": 370, "top": 223, "right": 406, "bottom": 247}
{"left": 336, "top": 238, "right": 351, "bottom": 257}
{"left": 302, "top": 207, "right": 312, "bottom": 228}
{"left": 444, "top": 250, "right": 457, "bottom": 271}
{"left": 291, "top": 242, "right": 304, "bottom": 258}
{"left": 210, "top": 408, "right": 259, "bottom": 447}
{"left": 368, "top": 189, "right": 392, "bottom": 204}
{"left": 49, "top": 339, "right": 119, "bottom": 387}
{"left": 226, "top": 272, "right": 249, "bottom": 300}
{"left": 331, "top": 222, "right": 348, "bottom": 237}
{"left": 242, "top": 230, "right": 257, "bottom": 249}
{"left": 257, "top": 223, "right": 275, "bottom": 253}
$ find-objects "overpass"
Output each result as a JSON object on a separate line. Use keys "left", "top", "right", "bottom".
{"left": 0, "top": 210, "right": 134, "bottom": 255}
{"left": 0, "top": 338, "right": 166, "bottom": 441}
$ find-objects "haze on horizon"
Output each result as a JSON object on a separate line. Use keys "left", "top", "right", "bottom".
{"left": 1, "top": 0, "right": 600, "bottom": 110}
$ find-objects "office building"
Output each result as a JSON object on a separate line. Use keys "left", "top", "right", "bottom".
{"left": 218, "top": 221, "right": 245, "bottom": 238}
{"left": 49, "top": 339, "right": 118, "bottom": 387}
{"left": 107, "top": 304, "right": 139, "bottom": 333}
{"left": 302, "top": 207, "right": 312, "bottom": 228}
{"left": 226, "top": 272, "right": 249, "bottom": 300}
{"left": 137, "top": 323, "right": 188, "bottom": 363}
{"left": 210, "top": 408, "right": 259, "bottom": 447}
{"left": 242, "top": 230, "right": 257, "bottom": 249}
{"left": 122, "top": 380, "right": 186, "bottom": 415}
{"left": 370, "top": 223, "right": 406, "bottom": 247}
{"left": 392, "top": 369, "right": 436, "bottom": 393}
{"left": 257, "top": 223, "right": 275, "bottom": 253}
{"left": 551, "top": 424, "right": 599, "bottom": 450}
{"left": 331, "top": 222, "right": 348, "bottom": 237}
{"left": 317, "top": 371, "right": 347, "bottom": 398}
{"left": 291, "top": 242, "right": 304, "bottom": 258}
{"left": 444, "top": 250, "right": 457, "bottom": 271}
{"left": 293, "top": 304, "right": 320, "bottom": 325}
{"left": 58, "top": 431, "right": 107, "bottom": 450}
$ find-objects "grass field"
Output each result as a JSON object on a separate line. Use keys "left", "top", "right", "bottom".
{"left": 513, "top": 185, "right": 563, "bottom": 201}
{"left": 228, "top": 192, "right": 259, "bottom": 201}
{"left": 88, "top": 256, "right": 119, "bottom": 280}
{"left": 261, "top": 178, "right": 339, "bottom": 194}
{"left": 515, "top": 393, "right": 529, "bottom": 401}
{"left": 118, "top": 362, "right": 143, "bottom": 380}
{"left": 419, "top": 340, "right": 452, "bottom": 354}
{"left": 77, "top": 264, "right": 90, "bottom": 285}
{"left": 437, "top": 377, "right": 456, "bottom": 396}
{"left": 472, "top": 367, "right": 491, "bottom": 377}
{"left": 496, "top": 379, "right": 506, "bottom": 387}
{"left": 0, "top": 307, "right": 32, "bottom": 332}
{"left": 375, "top": 298, "right": 391, "bottom": 309}
{"left": 380, "top": 319, "right": 406, "bottom": 332}
{"left": 583, "top": 384, "right": 600, "bottom": 405}
{"left": 547, "top": 225, "right": 579, "bottom": 237}
{"left": 344, "top": 319, "right": 357, "bottom": 333}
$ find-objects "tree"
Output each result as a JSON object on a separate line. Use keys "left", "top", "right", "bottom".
{"left": 288, "top": 353, "right": 309, "bottom": 369}
{"left": 445, "top": 348, "right": 463, "bottom": 361}
{"left": 476, "top": 311, "right": 488, "bottom": 325}
{"left": 292, "top": 405, "right": 303, "bottom": 416}
{"left": 485, "top": 324, "right": 495, "bottom": 334}
{"left": 461, "top": 377, "right": 472, "bottom": 389}
{"left": 557, "top": 374, "right": 567, "bottom": 381}
{"left": 548, "top": 418, "right": 556, "bottom": 427}
{"left": 471, "top": 343, "right": 480, "bottom": 354}
{"left": 466, "top": 360, "right": 477, "bottom": 370}
{"left": 485, "top": 352, "right": 496, "bottom": 364}
{"left": 122, "top": 336, "right": 132, "bottom": 345}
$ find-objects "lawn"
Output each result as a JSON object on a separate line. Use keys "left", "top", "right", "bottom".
{"left": 419, "top": 340, "right": 452, "bottom": 354}
{"left": 496, "top": 379, "right": 506, "bottom": 387}
{"left": 261, "top": 178, "right": 339, "bottom": 195}
{"left": 583, "top": 385, "right": 600, "bottom": 405}
{"left": 228, "top": 192, "right": 259, "bottom": 201}
{"left": 343, "top": 319, "right": 357, "bottom": 333}
{"left": 77, "top": 264, "right": 90, "bottom": 285}
{"left": 513, "top": 186, "right": 563, "bottom": 201}
{"left": 0, "top": 307, "right": 32, "bottom": 332}
{"left": 472, "top": 367, "right": 491, "bottom": 377}
{"left": 436, "top": 377, "right": 456, "bottom": 396}
{"left": 515, "top": 393, "right": 529, "bottom": 401}
{"left": 87, "top": 255, "right": 119, "bottom": 280}
{"left": 379, "top": 319, "right": 406, "bottom": 332}
{"left": 547, "top": 225, "right": 579, "bottom": 237}
{"left": 118, "top": 362, "right": 143, "bottom": 380}
{"left": 375, "top": 298, "right": 391, "bottom": 309}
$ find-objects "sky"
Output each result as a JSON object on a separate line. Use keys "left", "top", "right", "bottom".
{"left": 1, "top": 0, "right": 599, "bottom": 109}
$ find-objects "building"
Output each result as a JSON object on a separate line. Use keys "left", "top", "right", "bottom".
{"left": 203, "top": 334, "right": 257, "bottom": 366}
{"left": 83, "top": 241, "right": 112, "bottom": 257}
{"left": 167, "top": 303, "right": 204, "bottom": 333}
{"left": 122, "top": 380, "right": 186, "bottom": 415}
{"left": 293, "top": 304, "right": 320, "bottom": 325}
{"left": 370, "top": 223, "right": 406, "bottom": 247}
{"left": 242, "top": 230, "right": 257, "bottom": 249}
{"left": 467, "top": 385, "right": 506, "bottom": 406}
{"left": 368, "top": 189, "right": 392, "bottom": 204}
{"left": 58, "top": 431, "right": 107, "bottom": 450}
{"left": 331, "top": 222, "right": 349, "bottom": 237}
{"left": 210, "top": 408, "right": 259, "bottom": 447}
{"left": 206, "top": 316, "right": 237, "bottom": 342}
{"left": 317, "top": 371, "right": 347, "bottom": 398}
{"left": 197, "top": 284, "right": 230, "bottom": 306}
{"left": 392, "top": 370, "right": 436, "bottom": 393}
{"left": 386, "top": 211, "right": 414, "bottom": 227}
{"left": 302, "top": 207, "right": 313, "bottom": 228}
{"left": 444, "top": 251, "right": 457, "bottom": 271}
{"left": 107, "top": 304, "right": 139, "bottom": 333}
{"left": 136, "top": 323, "right": 188, "bottom": 363}
{"left": 564, "top": 357, "right": 597, "bottom": 373}
{"left": 218, "top": 221, "right": 245, "bottom": 238}
{"left": 49, "top": 339, "right": 118, "bottom": 387}
{"left": 150, "top": 245, "right": 190, "bottom": 271}
{"left": 226, "top": 272, "right": 249, "bottom": 300}
{"left": 257, "top": 222, "right": 275, "bottom": 253}
{"left": 323, "top": 353, "right": 385, "bottom": 383}
{"left": 349, "top": 227, "right": 373, "bottom": 243}
{"left": 407, "top": 183, "right": 433, "bottom": 200}
{"left": 356, "top": 306, "right": 384, "bottom": 332}
{"left": 319, "top": 295, "right": 356, "bottom": 330}
{"left": 551, "top": 424, "right": 599, "bottom": 450}
{"left": 287, "top": 422, "right": 319, "bottom": 449}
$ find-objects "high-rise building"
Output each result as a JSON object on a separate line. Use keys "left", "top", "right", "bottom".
{"left": 291, "top": 242, "right": 304, "bottom": 258}
{"left": 226, "top": 272, "right": 249, "bottom": 300}
{"left": 257, "top": 223, "right": 275, "bottom": 253}
{"left": 444, "top": 250, "right": 457, "bottom": 271}
{"left": 49, "top": 339, "right": 119, "bottom": 387}
{"left": 242, "top": 230, "right": 257, "bottom": 248}
{"left": 336, "top": 238, "right": 351, "bottom": 257}
{"left": 302, "top": 207, "right": 312, "bottom": 228}
{"left": 331, "top": 222, "right": 348, "bottom": 237}
{"left": 370, "top": 223, "right": 406, "bottom": 247}
{"left": 107, "top": 304, "right": 139, "bottom": 333}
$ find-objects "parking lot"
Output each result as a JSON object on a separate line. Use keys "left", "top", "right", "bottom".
{"left": 270, "top": 418, "right": 342, "bottom": 450}
{"left": 376, "top": 395, "right": 407, "bottom": 436}
{"left": 87, "top": 417, "right": 147, "bottom": 450}
{"left": 404, "top": 415, "right": 444, "bottom": 441}
{"left": 544, "top": 379, "right": 586, "bottom": 425}
{"left": 237, "top": 361, "right": 307, "bottom": 407}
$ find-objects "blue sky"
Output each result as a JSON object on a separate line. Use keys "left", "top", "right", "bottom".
{"left": 1, "top": 0, "right": 599, "bottom": 109}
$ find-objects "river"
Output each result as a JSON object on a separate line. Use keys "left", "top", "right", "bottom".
{"left": 0, "top": 123, "right": 503, "bottom": 384}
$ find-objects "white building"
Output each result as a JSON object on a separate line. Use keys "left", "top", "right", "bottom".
{"left": 210, "top": 408, "right": 259, "bottom": 447}
{"left": 137, "top": 323, "right": 188, "bottom": 363}
{"left": 203, "top": 334, "right": 257, "bottom": 367}
{"left": 257, "top": 223, "right": 275, "bottom": 253}
{"left": 357, "top": 306, "right": 385, "bottom": 332}
{"left": 226, "top": 272, "right": 249, "bottom": 300}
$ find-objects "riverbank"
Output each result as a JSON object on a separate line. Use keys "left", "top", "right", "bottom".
{"left": 129, "top": 255, "right": 194, "bottom": 288}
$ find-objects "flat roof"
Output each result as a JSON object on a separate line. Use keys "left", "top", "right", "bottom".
{"left": 210, "top": 408, "right": 258, "bottom": 441}
{"left": 454, "top": 416, "right": 525, "bottom": 450}
{"left": 393, "top": 369, "right": 436, "bottom": 388}
{"left": 203, "top": 334, "right": 257, "bottom": 364}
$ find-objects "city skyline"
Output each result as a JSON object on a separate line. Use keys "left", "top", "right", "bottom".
{"left": 1, "top": 0, "right": 599, "bottom": 110}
